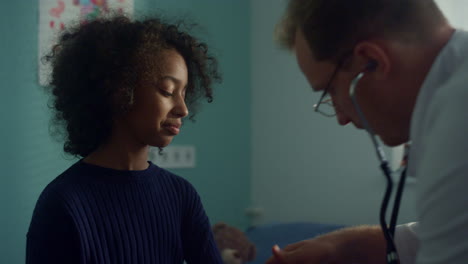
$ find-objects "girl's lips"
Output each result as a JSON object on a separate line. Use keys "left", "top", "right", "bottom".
{"left": 163, "top": 124, "right": 180, "bottom": 135}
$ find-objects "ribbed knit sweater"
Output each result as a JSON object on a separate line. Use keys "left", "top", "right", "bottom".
{"left": 26, "top": 160, "right": 222, "bottom": 264}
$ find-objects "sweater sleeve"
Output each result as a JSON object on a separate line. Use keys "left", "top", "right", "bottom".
{"left": 180, "top": 181, "right": 223, "bottom": 264}
{"left": 26, "top": 189, "right": 82, "bottom": 264}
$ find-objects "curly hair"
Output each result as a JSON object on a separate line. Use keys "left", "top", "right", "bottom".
{"left": 45, "top": 14, "right": 221, "bottom": 158}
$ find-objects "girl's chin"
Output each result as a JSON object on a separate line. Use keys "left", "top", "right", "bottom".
{"left": 152, "top": 139, "right": 173, "bottom": 148}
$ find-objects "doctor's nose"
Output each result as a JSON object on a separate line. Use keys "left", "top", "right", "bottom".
{"left": 336, "top": 110, "right": 351, "bottom": 126}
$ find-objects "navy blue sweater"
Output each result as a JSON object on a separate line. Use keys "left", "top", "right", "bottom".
{"left": 26, "top": 160, "right": 222, "bottom": 264}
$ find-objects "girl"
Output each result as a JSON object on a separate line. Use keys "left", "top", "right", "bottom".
{"left": 27, "top": 14, "right": 222, "bottom": 264}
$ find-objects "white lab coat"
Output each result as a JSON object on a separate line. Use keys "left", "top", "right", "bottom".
{"left": 395, "top": 29, "right": 468, "bottom": 264}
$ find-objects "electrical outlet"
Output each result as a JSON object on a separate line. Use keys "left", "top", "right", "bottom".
{"left": 149, "top": 145, "right": 196, "bottom": 169}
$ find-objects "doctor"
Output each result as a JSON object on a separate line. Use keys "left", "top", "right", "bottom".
{"left": 267, "top": 0, "right": 468, "bottom": 264}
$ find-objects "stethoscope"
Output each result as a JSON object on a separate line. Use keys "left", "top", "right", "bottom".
{"left": 349, "top": 63, "right": 408, "bottom": 264}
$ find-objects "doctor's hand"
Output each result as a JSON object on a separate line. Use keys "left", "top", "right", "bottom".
{"left": 264, "top": 225, "right": 387, "bottom": 264}
{"left": 265, "top": 237, "right": 338, "bottom": 264}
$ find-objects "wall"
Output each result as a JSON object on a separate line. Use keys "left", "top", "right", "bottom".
{"left": 0, "top": 1, "right": 250, "bottom": 263}
{"left": 1, "top": 3, "right": 74, "bottom": 263}
{"left": 436, "top": 0, "right": 468, "bottom": 29}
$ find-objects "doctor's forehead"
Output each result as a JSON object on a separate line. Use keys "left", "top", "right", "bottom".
{"left": 294, "top": 32, "right": 335, "bottom": 92}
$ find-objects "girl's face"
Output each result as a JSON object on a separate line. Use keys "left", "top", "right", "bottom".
{"left": 118, "top": 49, "right": 189, "bottom": 148}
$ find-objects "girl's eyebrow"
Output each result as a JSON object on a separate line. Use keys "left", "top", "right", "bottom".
{"left": 161, "top": 75, "right": 188, "bottom": 89}
{"left": 161, "top": 75, "right": 180, "bottom": 83}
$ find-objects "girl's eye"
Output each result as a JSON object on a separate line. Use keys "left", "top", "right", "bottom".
{"left": 160, "top": 89, "right": 173, "bottom": 97}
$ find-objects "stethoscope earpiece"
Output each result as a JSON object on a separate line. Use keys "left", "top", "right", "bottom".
{"left": 366, "top": 60, "right": 378, "bottom": 71}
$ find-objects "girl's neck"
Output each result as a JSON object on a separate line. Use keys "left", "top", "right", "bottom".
{"left": 83, "top": 136, "right": 150, "bottom": 171}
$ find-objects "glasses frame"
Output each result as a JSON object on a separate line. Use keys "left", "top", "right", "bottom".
{"left": 313, "top": 52, "right": 352, "bottom": 117}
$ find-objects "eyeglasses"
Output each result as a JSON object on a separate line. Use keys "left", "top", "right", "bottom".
{"left": 313, "top": 53, "right": 351, "bottom": 117}
{"left": 314, "top": 97, "right": 335, "bottom": 117}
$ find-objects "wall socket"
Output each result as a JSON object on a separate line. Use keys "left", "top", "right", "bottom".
{"left": 149, "top": 145, "right": 196, "bottom": 169}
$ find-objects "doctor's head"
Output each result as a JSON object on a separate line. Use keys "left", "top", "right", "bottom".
{"left": 276, "top": 0, "right": 453, "bottom": 146}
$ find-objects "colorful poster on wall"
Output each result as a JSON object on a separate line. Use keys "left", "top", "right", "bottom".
{"left": 38, "top": 0, "right": 134, "bottom": 86}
